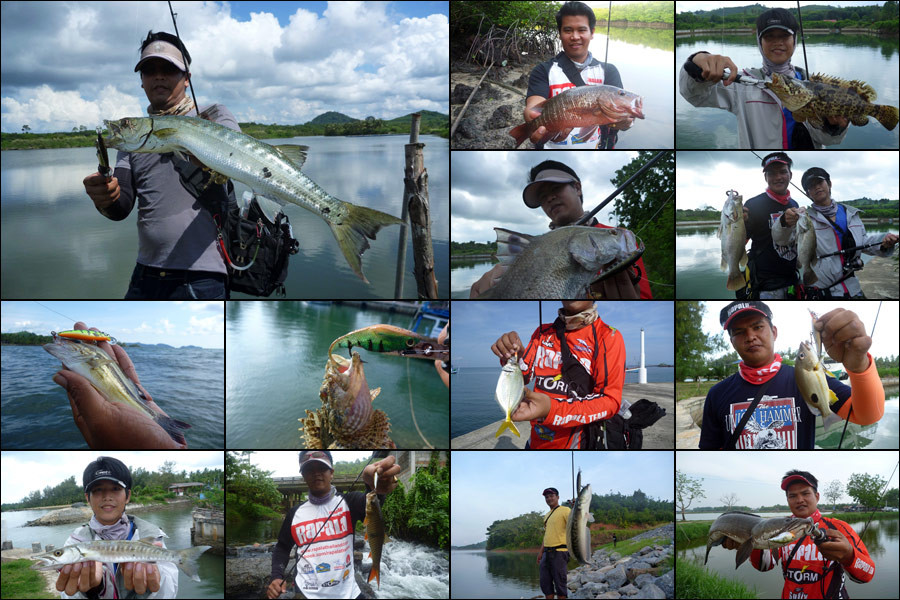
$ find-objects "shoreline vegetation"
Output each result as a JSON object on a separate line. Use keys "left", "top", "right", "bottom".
{"left": 1, "top": 110, "right": 449, "bottom": 150}
{"left": 675, "top": 511, "right": 899, "bottom": 544}
{"left": 676, "top": 3, "right": 899, "bottom": 35}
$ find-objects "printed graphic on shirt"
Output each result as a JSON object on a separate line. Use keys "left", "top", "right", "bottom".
{"left": 727, "top": 396, "right": 801, "bottom": 449}
{"left": 770, "top": 211, "right": 797, "bottom": 261}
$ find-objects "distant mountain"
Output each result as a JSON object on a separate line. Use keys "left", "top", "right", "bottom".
{"left": 384, "top": 110, "right": 449, "bottom": 129}
{"left": 308, "top": 111, "right": 358, "bottom": 125}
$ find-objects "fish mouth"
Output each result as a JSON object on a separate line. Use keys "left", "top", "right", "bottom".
{"left": 630, "top": 97, "right": 645, "bottom": 119}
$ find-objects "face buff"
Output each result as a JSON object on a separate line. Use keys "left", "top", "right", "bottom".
{"left": 557, "top": 303, "right": 598, "bottom": 330}
{"left": 309, "top": 485, "right": 337, "bottom": 505}
{"left": 739, "top": 353, "right": 783, "bottom": 384}
{"left": 89, "top": 513, "right": 131, "bottom": 540}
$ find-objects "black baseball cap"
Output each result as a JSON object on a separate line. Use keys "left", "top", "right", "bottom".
{"left": 83, "top": 456, "right": 132, "bottom": 493}
{"left": 802, "top": 167, "right": 831, "bottom": 191}
{"left": 756, "top": 8, "right": 799, "bottom": 39}
{"left": 720, "top": 301, "right": 774, "bottom": 331}
{"left": 542, "top": 487, "right": 559, "bottom": 496}
{"left": 761, "top": 152, "right": 793, "bottom": 171}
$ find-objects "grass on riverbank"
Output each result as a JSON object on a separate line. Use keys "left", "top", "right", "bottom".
{"left": 676, "top": 380, "right": 717, "bottom": 401}
{"left": 675, "top": 557, "right": 758, "bottom": 599}
{"left": 0, "top": 560, "right": 56, "bottom": 599}
{"left": 596, "top": 535, "right": 669, "bottom": 558}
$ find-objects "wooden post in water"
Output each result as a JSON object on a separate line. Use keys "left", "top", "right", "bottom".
{"left": 394, "top": 113, "right": 438, "bottom": 298}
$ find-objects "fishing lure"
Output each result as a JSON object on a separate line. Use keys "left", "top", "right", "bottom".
{"left": 328, "top": 324, "right": 448, "bottom": 361}
{"left": 53, "top": 329, "right": 117, "bottom": 344}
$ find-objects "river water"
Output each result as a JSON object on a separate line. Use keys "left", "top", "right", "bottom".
{"left": 0, "top": 135, "right": 449, "bottom": 299}
{"left": 1, "top": 504, "right": 224, "bottom": 598}
{"left": 676, "top": 33, "right": 900, "bottom": 149}
{"left": 450, "top": 549, "right": 542, "bottom": 599}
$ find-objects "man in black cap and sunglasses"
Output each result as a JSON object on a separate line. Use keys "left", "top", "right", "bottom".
{"left": 773, "top": 166, "right": 898, "bottom": 299}
{"left": 699, "top": 301, "right": 884, "bottom": 449}
{"left": 267, "top": 451, "right": 401, "bottom": 599}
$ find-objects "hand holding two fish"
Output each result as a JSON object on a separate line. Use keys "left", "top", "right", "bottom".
{"left": 813, "top": 309, "right": 872, "bottom": 373}
{"left": 365, "top": 455, "right": 402, "bottom": 494}
{"left": 55, "top": 560, "right": 102, "bottom": 595}
{"left": 491, "top": 331, "right": 524, "bottom": 365}
{"left": 511, "top": 388, "right": 552, "bottom": 421}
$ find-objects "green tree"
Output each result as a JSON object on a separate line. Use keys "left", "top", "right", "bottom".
{"left": 846, "top": 472, "right": 887, "bottom": 509}
{"left": 676, "top": 470, "right": 706, "bottom": 521}
{"left": 675, "top": 301, "right": 725, "bottom": 381}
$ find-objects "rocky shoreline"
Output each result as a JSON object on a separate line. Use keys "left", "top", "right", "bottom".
{"left": 23, "top": 499, "right": 192, "bottom": 527}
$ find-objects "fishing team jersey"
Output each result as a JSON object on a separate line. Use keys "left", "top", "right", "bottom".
{"left": 519, "top": 318, "right": 625, "bottom": 449}
{"left": 526, "top": 52, "right": 624, "bottom": 149}
{"left": 745, "top": 191, "right": 800, "bottom": 290}
{"left": 751, "top": 509, "right": 875, "bottom": 599}
{"left": 271, "top": 491, "right": 375, "bottom": 599}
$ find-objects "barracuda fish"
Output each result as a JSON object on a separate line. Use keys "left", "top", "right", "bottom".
{"left": 478, "top": 226, "right": 644, "bottom": 299}
{"left": 494, "top": 353, "right": 524, "bottom": 438}
{"left": 509, "top": 85, "right": 644, "bottom": 147}
{"left": 566, "top": 469, "right": 594, "bottom": 565}
{"left": 719, "top": 191, "right": 747, "bottom": 291}
{"left": 766, "top": 72, "right": 899, "bottom": 131}
{"left": 31, "top": 538, "right": 211, "bottom": 582}
{"left": 104, "top": 116, "right": 404, "bottom": 283}
{"left": 328, "top": 325, "right": 448, "bottom": 362}
{"left": 364, "top": 473, "right": 388, "bottom": 589}
{"left": 705, "top": 511, "right": 815, "bottom": 569}
{"left": 797, "top": 210, "right": 819, "bottom": 286}
{"left": 795, "top": 340, "right": 842, "bottom": 432}
{"left": 43, "top": 336, "right": 190, "bottom": 445}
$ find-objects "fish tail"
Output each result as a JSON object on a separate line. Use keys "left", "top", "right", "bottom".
{"left": 176, "top": 545, "right": 211, "bottom": 582}
{"left": 726, "top": 270, "right": 746, "bottom": 291}
{"left": 329, "top": 201, "right": 405, "bottom": 283}
{"left": 495, "top": 417, "right": 521, "bottom": 438}
{"left": 872, "top": 104, "right": 899, "bottom": 131}
{"left": 822, "top": 411, "right": 842, "bottom": 433}
{"left": 508, "top": 123, "right": 529, "bottom": 148}
{"left": 367, "top": 564, "right": 380, "bottom": 589}
{"left": 156, "top": 414, "right": 192, "bottom": 445}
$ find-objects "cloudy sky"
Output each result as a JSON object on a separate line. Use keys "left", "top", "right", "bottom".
{"left": 0, "top": 1, "right": 448, "bottom": 133}
{"left": 676, "top": 150, "right": 900, "bottom": 211}
{"left": 676, "top": 450, "right": 897, "bottom": 510}
{"left": 1, "top": 301, "right": 224, "bottom": 348}
{"left": 1, "top": 451, "right": 222, "bottom": 504}
{"left": 451, "top": 151, "right": 645, "bottom": 244}
{"left": 698, "top": 300, "right": 899, "bottom": 361}
{"left": 452, "top": 450, "right": 674, "bottom": 546}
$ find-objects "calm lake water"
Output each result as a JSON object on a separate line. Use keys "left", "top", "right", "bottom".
{"left": 676, "top": 33, "right": 900, "bottom": 149}
{"left": 0, "top": 345, "right": 224, "bottom": 449}
{"left": 451, "top": 365, "right": 674, "bottom": 439}
{"left": 0, "top": 135, "right": 449, "bottom": 299}
{"left": 450, "top": 258, "right": 494, "bottom": 299}
{"left": 1, "top": 505, "right": 224, "bottom": 598}
{"left": 225, "top": 301, "right": 449, "bottom": 448}
{"left": 675, "top": 223, "right": 896, "bottom": 299}
{"left": 450, "top": 550, "right": 542, "bottom": 599}
{"left": 678, "top": 516, "right": 899, "bottom": 599}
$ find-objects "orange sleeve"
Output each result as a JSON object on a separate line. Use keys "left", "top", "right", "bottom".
{"left": 834, "top": 353, "right": 885, "bottom": 426}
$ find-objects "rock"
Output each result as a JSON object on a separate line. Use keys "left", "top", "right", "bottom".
{"left": 639, "top": 546, "right": 653, "bottom": 555}
{"left": 451, "top": 84, "right": 474, "bottom": 104}
{"left": 633, "top": 573, "right": 656, "bottom": 588}
{"left": 455, "top": 118, "right": 478, "bottom": 139}
{"left": 584, "top": 582, "right": 608, "bottom": 595}
{"left": 618, "top": 583, "right": 639, "bottom": 595}
{"left": 597, "top": 592, "right": 622, "bottom": 599}
{"left": 609, "top": 551, "right": 621, "bottom": 561}
{"left": 485, "top": 105, "right": 515, "bottom": 129}
{"left": 654, "top": 570, "right": 675, "bottom": 599}
{"left": 605, "top": 565, "right": 627, "bottom": 589}
{"left": 582, "top": 570, "right": 607, "bottom": 583}
{"left": 633, "top": 583, "right": 666, "bottom": 599}
{"left": 644, "top": 552, "right": 667, "bottom": 566}
{"left": 32, "top": 542, "right": 41, "bottom": 552}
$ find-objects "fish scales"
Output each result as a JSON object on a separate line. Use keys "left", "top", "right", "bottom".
{"left": 705, "top": 511, "right": 814, "bottom": 569}
{"left": 795, "top": 340, "right": 841, "bottom": 431}
{"left": 796, "top": 210, "right": 819, "bottom": 286}
{"left": 365, "top": 490, "right": 387, "bottom": 589}
{"left": 566, "top": 470, "right": 593, "bottom": 565}
{"left": 31, "top": 538, "right": 211, "bottom": 582}
{"left": 494, "top": 355, "right": 524, "bottom": 438}
{"left": 766, "top": 72, "right": 899, "bottom": 131}
{"left": 718, "top": 192, "right": 748, "bottom": 291}
{"left": 104, "top": 116, "right": 404, "bottom": 282}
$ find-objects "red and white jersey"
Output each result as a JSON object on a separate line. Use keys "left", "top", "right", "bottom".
{"left": 289, "top": 495, "right": 358, "bottom": 599}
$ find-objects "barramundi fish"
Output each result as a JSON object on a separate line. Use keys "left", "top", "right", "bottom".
{"left": 494, "top": 354, "right": 525, "bottom": 438}
{"left": 566, "top": 469, "right": 594, "bottom": 565}
{"left": 766, "top": 72, "right": 899, "bottom": 131}
{"left": 478, "top": 226, "right": 644, "bottom": 299}
{"left": 104, "top": 116, "right": 404, "bottom": 283}
{"left": 31, "top": 538, "right": 211, "bottom": 582}
{"left": 719, "top": 191, "right": 747, "bottom": 291}
{"left": 796, "top": 209, "right": 819, "bottom": 286}
{"left": 705, "top": 511, "right": 814, "bottom": 568}
{"left": 509, "top": 85, "right": 644, "bottom": 147}
{"left": 43, "top": 336, "right": 190, "bottom": 445}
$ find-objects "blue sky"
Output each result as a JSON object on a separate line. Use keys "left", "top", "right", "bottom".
{"left": 451, "top": 450, "right": 674, "bottom": 546}
{"left": 451, "top": 301, "right": 674, "bottom": 368}
{"left": 1, "top": 301, "right": 224, "bottom": 349}
{"left": 0, "top": 1, "right": 448, "bottom": 133}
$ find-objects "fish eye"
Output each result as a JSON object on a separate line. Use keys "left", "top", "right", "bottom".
{"left": 406, "top": 339, "right": 416, "bottom": 347}
{"left": 54, "top": 550, "right": 64, "bottom": 556}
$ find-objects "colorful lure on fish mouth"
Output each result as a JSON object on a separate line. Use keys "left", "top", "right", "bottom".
{"left": 328, "top": 324, "right": 448, "bottom": 362}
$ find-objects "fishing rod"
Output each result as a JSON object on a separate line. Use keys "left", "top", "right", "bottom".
{"left": 817, "top": 241, "right": 884, "bottom": 259}
{"left": 282, "top": 450, "right": 390, "bottom": 590}
{"left": 748, "top": 150, "right": 813, "bottom": 201}
{"left": 604, "top": 1, "right": 611, "bottom": 65}
{"left": 836, "top": 301, "right": 882, "bottom": 449}
{"left": 167, "top": 1, "right": 200, "bottom": 116}
{"left": 795, "top": 1, "right": 810, "bottom": 79}
{"left": 574, "top": 151, "right": 667, "bottom": 226}
{"left": 857, "top": 459, "right": 899, "bottom": 538}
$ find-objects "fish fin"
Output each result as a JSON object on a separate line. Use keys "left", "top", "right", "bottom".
{"left": 327, "top": 201, "right": 405, "bottom": 283}
{"left": 155, "top": 414, "right": 191, "bottom": 446}
{"left": 873, "top": 105, "right": 899, "bottom": 131}
{"left": 822, "top": 411, "right": 843, "bottom": 432}
{"left": 735, "top": 539, "right": 754, "bottom": 569}
{"left": 806, "top": 399, "right": 822, "bottom": 417}
{"left": 573, "top": 126, "right": 598, "bottom": 142}
{"left": 850, "top": 115, "right": 869, "bottom": 127}
{"left": 828, "top": 389, "right": 839, "bottom": 405}
{"left": 367, "top": 565, "right": 380, "bottom": 589}
{"left": 370, "top": 387, "right": 381, "bottom": 402}
{"left": 137, "top": 536, "right": 158, "bottom": 544}
{"left": 726, "top": 270, "right": 746, "bottom": 291}
{"left": 274, "top": 144, "right": 309, "bottom": 169}
{"left": 495, "top": 418, "right": 521, "bottom": 438}
{"left": 508, "top": 123, "right": 529, "bottom": 148}
{"left": 494, "top": 227, "right": 533, "bottom": 265}
{"left": 176, "top": 545, "right": 211, "bottom": 583}
{"left": 740, "top": 252, "right": 748, "bottom": 268}
{"left": 802, "top": 267, "right": 818, "bottom": 286}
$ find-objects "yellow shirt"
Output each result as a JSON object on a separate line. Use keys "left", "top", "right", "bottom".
{"left": 542, "top": 505, "right": 571, "bottom": 548}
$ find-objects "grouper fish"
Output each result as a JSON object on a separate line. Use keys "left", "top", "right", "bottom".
{"left": 509, "top": 85, "right": 644, "bottom": 147}
{"left": 705, "top": 511, "right": 815, "bottom": 569}
{"left": 104, "top": 116, "right": 405, "bottom": 283}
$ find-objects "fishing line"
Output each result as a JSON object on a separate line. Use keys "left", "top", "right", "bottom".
{"left": 33, "top": 301, "right": 78, "bottom": 324}
{"left": 604, "top": 1, "right": 611, "bottom": 65}
{"left": 836, "top": 300, "right": 881, "bottom": 450}
{"left": 168, "top": 1, "right": 200, "bottom": 116}
{"left": 748, "top": 150, "right": 812, "bottom": 201}
{"left": 857, "top": 460, "right": 898, "bottom": 538}
{"left": 408, "top": 358, "right": 434, "bottom": 449}
{"left": 795, "top": 1, "right": 810, "bottom": 78}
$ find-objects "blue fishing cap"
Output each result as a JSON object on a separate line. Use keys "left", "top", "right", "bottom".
{"left": 83, "top": 456, "right": 132, "bottom": 493}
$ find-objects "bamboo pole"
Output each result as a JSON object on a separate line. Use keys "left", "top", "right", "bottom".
{"left": 450, "top": 62, "right": 492, "bottom": 139}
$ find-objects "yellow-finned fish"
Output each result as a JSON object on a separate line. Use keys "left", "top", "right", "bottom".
{"left": 364, "top": 473, "right": 389, "bottom": 589}
{"left": 494, "top": 354, "right": 524, "bottom": 438}
{"left": 795, "top": 340, "right": 842, "bottom": 431}
{"left": 43, "top": 336, "right": 190, "bottom": 444}
{"left": 104, "top": 116, "right": 404, "bottom": 283}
